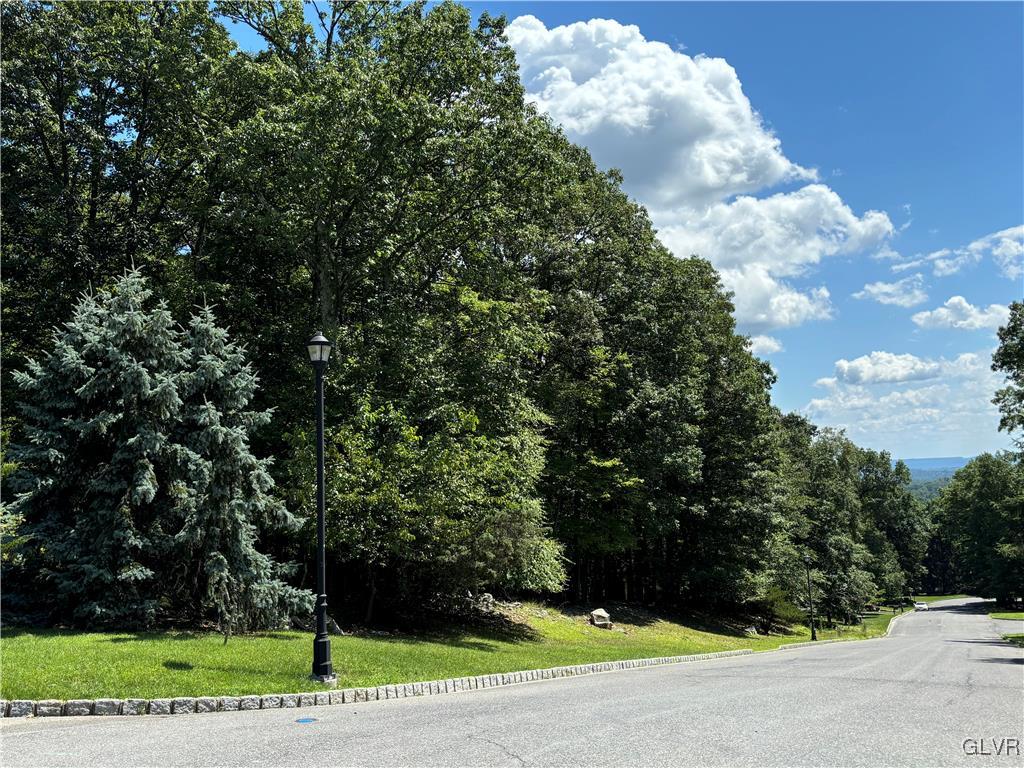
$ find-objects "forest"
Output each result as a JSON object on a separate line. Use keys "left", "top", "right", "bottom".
{"left": 2, "top": 0, "right": 1021, "bottom": 633}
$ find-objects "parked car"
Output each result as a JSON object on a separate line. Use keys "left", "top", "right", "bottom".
{"left": 913, "top": 601, "right": 929, "bottom": 611}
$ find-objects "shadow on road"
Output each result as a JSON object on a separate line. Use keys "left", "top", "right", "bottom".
{"left": 944, "top": 639, "right": 1016, "bottom": 646}
{"left": 926, "top": 602, "right": 993, "bottom": 615}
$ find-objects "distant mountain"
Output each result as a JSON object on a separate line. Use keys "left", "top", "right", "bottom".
{"left": 899, "top": 456, "right": 971, "bottom": 471}
{"left": 896, "top": 456, "right": 972, "bottom": 485}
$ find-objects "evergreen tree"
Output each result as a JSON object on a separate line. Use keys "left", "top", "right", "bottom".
{"left": 9, "top": 271, "right": 185, "bottom": 624}
{"left": 6, "top": 271, "right": 312, "bottom": 628}
{"left": 173, "top": 307, "right": 313, "bottom": 632}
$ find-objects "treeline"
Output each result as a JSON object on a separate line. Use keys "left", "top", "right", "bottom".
{"left": 923, "top": 306, "right": 1024, "bottom": 605}
{"left": 1, "top": 1, "right": 1016, "bottom": 629}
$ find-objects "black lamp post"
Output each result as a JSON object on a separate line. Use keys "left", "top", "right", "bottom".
{"left": 803, "top": 554, "right": 817, "bottom": 641}
{"left": 307, "top": 333, "right": 336, "bottom": 684}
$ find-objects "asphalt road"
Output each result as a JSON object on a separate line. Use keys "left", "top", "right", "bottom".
{"left": 2, "top": 598, "right": 1021, "bottom": 767}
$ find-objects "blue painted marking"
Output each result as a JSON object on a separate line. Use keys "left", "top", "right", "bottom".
{"left": 295, "top": 717, "right": 318, "bottom": 724}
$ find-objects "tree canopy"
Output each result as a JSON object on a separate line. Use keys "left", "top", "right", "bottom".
{"left": 1, "top": 0, "right": 1004, "bottom": 628}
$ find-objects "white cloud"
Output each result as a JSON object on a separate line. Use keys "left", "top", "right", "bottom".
{"left": 748, "top": 335, "right": 783, "bottom": 355}
{"left": 912, "top": 296, "right": 1010, "bottom": 331}
{"left": 853, "top": 273, "right": 928, "bottom": 308}
{"left": 873, "top": 244, "right": 903, "bottom": 261}
{"left": 978, "top": 225, "right": 1024, "bottom": 280}
{"left": 834, "top": 351, "right": 941, "bottom": 384}
{"left": 506, "top": 16, "right": 894, "bottom": 331}
{"left": 804, "top": 351, "right": 1010, "bottom": 455}
{"left": 506, "top": 15, "right": 815, "bottom": 210}
{"left": 658, "top": 185, "right": 891, "bottom": 330}
{"left": 886, "top": 225, "right": 1024, "bottom": 279}
{"left": 890, "top": 258, "right": 926, "bottom": 274}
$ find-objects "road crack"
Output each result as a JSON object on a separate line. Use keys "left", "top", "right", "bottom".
{"left": 467, "top": 731, "right": 529, "bottom": 766}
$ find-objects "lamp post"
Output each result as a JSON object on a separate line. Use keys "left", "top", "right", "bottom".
{"left": 307, "top": 333, "right": 336, "bottom": 683}
{"left": 803, "top": 554, "right": 817, "bottom": 641}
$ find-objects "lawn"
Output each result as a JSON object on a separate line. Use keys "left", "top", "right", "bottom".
{"left": 911, "top": 594, "right": 969, "bottom": 604}
{"left": 0, "top": 603, "right": 893, "bottom": 701}
{"left": 989, "top": 611, "right": 1024, "bottom": 621}
{"left": 1003, "top": 634, "right": 1024, "bottom": 648}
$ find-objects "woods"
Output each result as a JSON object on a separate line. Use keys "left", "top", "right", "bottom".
{"left": 1, "top": 0, "right": 1018, "bottom": 632}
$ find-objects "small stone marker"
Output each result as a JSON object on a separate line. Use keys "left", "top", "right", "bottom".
{"left": 589, "top": 608, "right": 613, "bottom": 629}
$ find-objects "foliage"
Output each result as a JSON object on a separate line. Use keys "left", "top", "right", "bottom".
{"left": 932, "top": 454, "right": 1024, "bottom": 604}
{"left": 908, "top": 477, "right": 951, "bottom": 502}
{"left": 992, "top": 301, "right": 1024, "bottom": 450}
{"left": 5, "top": 271, "right": 311, "bottom": 629}
{"left": 0, "top": 0, "right": 966, "bottom": 630}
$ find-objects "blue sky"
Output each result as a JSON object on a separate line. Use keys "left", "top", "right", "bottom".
{"left": 230, "top": 2, "right": 1023, "bottom": 458}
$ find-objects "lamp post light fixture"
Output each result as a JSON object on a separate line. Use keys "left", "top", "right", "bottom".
{"left": 307, "top": 333, "right": 336, "bottom": 684}
{"left": 803, "top": 554, "right": 817, "bottom": 642}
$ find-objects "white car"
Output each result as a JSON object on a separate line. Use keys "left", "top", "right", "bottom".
{"left": 913, "top": 601, "right": 929, "bottom": 611}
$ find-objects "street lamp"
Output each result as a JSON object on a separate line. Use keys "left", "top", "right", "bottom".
{"left": 803, "top": 554, "right": 817, "bottom": 641}
{"left": 307, "top": 333, "right": 336, "bottom": 684}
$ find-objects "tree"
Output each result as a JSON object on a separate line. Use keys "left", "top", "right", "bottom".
{"left": 936, "top": 454, "right": 1024, "bottom": 605}
{"left": 993, "top": 301, "right": 1024, "bottom": 450}
{"left": 173, "top": 307, "right": 313, "bottom": 632}
{"left": 5, "top": 271, "right": 311, "bottom": 628}
{"left": 1, "top": 1, "right": 232, "bottom": 377}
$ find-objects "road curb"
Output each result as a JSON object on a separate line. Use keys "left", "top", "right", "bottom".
{"left": 768, "top": 609, "right": 911, "bottom": 654}
{"left": 0, "top": 648, "right": 753, "bottom": 718}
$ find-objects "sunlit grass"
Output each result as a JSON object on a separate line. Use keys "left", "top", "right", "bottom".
{"left": 0, "top": 602, "right": 891, "bottom": 701}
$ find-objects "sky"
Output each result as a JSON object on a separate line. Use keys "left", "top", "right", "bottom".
{"left": 230, "top": 2, "right": 1024, "bottom": 459}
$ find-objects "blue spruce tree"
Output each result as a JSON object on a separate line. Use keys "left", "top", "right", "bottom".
{"left": 8, "top": 271, "right": 312, "bottom": 628}
{"left": 173, "top": 306, "right": 312, "bottom": 632}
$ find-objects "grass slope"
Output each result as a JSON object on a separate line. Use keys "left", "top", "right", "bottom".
{"left": 0, "top": 603, "right": 893, "bottom": 701}
{"left": 989, "top": 611, "right": 1024, "bottom": 620}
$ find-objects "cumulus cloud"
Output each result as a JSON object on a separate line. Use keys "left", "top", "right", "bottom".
{"left": 804, "top": 351, "right": 1008, "bottom": 455}
{"left": 748, "top": 335, "right": 783, "bottom": 355}
{"left": 852, "top": 274, "right": 928, "bottom": 307}
{"left": 911, "top": 296, "right": 1010, "bottom": 331}
{"left": 834, "top": 351, "right": 941, "bottom": 384}
{"left": 506, "top": 15, "right": 894, "bottom": 331}
{"left": 506, "top": 15, "right": 815, "bottom": 210}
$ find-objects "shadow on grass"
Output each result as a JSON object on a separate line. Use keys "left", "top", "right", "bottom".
{"left": 162, "top": 660, "right": 194, "bottom": 671}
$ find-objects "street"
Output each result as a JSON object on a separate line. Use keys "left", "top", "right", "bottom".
{"left": 2, "top": 598, "right": 1021, "bottom": 767}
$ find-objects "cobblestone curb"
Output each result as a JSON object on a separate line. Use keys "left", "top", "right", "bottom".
{"left": 0, "top": 648, "right": 752, "bottom": 718}
{"left": 775, "top": 610, "right": 910, "bottom": 652}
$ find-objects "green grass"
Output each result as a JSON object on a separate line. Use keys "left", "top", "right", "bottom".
{"left": 1003, "top": 634, "right": 1024, "bottom": 648}
{"left": 989, "top": 611, "right": 1024, "bottom": 620}
{"left": 911, "top": 594, "right": 969, "bottom": 604}
{"left": 0, "top": 602, "right": 891, "bottom": 701}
